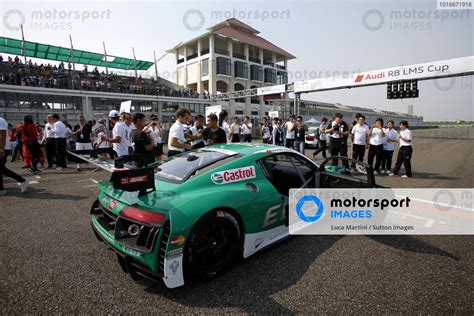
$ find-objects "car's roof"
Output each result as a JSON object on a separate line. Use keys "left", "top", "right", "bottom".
{"left": 205, "top": 143, "right": 295, "bottom": 156}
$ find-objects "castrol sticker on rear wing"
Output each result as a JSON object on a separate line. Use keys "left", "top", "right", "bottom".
{"left": 211, "top": 166, "right": 256, "bottom": 185}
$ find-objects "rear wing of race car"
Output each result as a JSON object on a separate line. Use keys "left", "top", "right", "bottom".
{"left": 67, "top": 148, "right": 156, "bottom": 196}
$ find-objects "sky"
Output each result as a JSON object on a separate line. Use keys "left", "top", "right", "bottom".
{"left": 1, "top": 0, "right": 473, "bottom": 121}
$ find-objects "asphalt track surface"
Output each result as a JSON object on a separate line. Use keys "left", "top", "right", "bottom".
{"left": 1, "top": 127, "right": 473, "bottom": 314}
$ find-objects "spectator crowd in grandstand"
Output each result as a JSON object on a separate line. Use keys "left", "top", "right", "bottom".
{"left": 0, "top": 54, "right": 209, "bottom": 99}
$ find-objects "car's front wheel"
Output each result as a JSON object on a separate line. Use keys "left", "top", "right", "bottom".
{"left": 184, "top": 210, "right": 241, "bottom": 279}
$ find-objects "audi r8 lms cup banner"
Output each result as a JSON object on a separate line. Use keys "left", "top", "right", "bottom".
{"left": 293, "top": 56, "right": 474, "bottom": 93}
{"left": 289, "top": 189, "right": 474, "bottom": 235}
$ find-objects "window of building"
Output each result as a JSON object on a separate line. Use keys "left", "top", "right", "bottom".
{"left": 234, "top": 61, "right": 248, "bottom": 79}
{"left": 202, "top": 59, "right": 209, "bottom": 77}
{"left": 277, "top": 71, "right": 288, "bottom": 84}
{"left": 264, "top": 68, "right": 276, "bottom": 84}
{"left": 250, "top": 65, "right": 263, "bottom": 81}
{"left": 216, "top": 57, "right": 231, "bottom": 76}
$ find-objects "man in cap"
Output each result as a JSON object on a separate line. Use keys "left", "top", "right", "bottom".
{"left": 100, "top": 110, "right": 131, "bottom": 157}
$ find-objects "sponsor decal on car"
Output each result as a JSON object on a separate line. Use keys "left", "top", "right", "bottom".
{"left": 101, "top": 195, "right": 110, "bottom": 205}
{"left": 93, "top": 220, "right": 115, "bottom": 245}
{"left": 211, "top": 166, "right": 256, "bottom": 185}
{"left": 256, "top": 147, "right": 292, "bottom": 154}
{"left": 120, "top": 175, "right": 149, "bottom": 185}
{"left": 170, "top": 235, "right": 186, "bottom": 246}
{"left": 168, "top": 260, "right": 180, "bottom": 275}
{"left": 122, "top": 245, "right": 143, "bottom": 258}
{"left": 108, "top": 200, "right": 116, "bottom": 211}
{"left": 102, "top": 232, "right": 114, "bottom": 244}
{"left": 167, "top": 248, "right": 183, "bottom": 259}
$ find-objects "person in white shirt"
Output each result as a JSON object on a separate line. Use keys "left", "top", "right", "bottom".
{"left": 260, "top": 116, "right": 272, "bottom": 144}
{"left": 240, "top": 116, "right": 252, "bottom": 143}
{"left": 218, "top": 110, "right": 232, "bottom": 144}
{"left": 367, "top": 118, "right": 385, "bottom": 175}
{"left": 121, "top": 112, "right": 134, "bottom": 149}
{"left": 230, "top": 117, "right": 241, "bottom": 143}
{"left": 92, "top": 124, "right": 108, "bottom": 148}
{"left": 65, "top": 123, "right": 72, "bottom": 150}
{"left": 44, "top": 115, "right": 56, "bottom": 168}
{"left": 189, "top": 114, "right": 205, "bottom": 149}
{"left": 167, "top": 108, "right": 192, "bottom": 157}
{"left": 52, "top": 114, "right": 68, "bottom": 170}
{"left": 381, "top": 120, "right": 398, "bottom": 174}
{"left": 390, "top": 120, "right": 413, "bottom": 178}
{"left": 284, "top": 115, "right": 296, "bottom": 149}
{"left": 313, "top": 118, "right": 329, "bottom": 158}
{"left": 142, "top": 114, "right": 164, "bottom": 160}
{"left": 101, "top": 110, "right": 132, "bottom": 157}
{"left": 0, "top": 116, "right": 28, "bottom": 195}
{"left": 350, "top": 115, "right": 369, "bottom": 164}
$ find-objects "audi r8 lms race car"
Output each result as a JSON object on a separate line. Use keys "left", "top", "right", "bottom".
{"left": 70, "top": 143, "right": 379, "bottom": 289}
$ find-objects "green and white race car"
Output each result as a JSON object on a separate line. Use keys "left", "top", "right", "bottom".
{"left": 71, "top": 144, "right": 378, "bottom": 288}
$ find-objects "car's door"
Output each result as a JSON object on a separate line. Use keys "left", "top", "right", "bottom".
{"left": 258, "top": 153, "right": 319, "bottom": 227}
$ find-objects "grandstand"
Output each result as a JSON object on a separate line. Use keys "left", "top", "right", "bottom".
{"left": 0, "top": 55, "right": 205, "bottom": 98}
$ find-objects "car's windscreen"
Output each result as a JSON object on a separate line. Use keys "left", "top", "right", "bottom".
{"left": 154, "top": 150, "right": 237, "bottom": 183}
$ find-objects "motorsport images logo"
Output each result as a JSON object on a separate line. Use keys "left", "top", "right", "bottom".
{"left": 296, "top": 195, "right": 324, "bottom": 222}
{"left": 289, "top": 189, "right": 474, "bottom": 235}
{"left": 296, "top": 193, "right": 409, "bottom": 223}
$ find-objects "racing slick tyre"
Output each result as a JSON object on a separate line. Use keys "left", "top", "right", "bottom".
{"left": 184, "top": 210, "right": 241, "bottom": 280}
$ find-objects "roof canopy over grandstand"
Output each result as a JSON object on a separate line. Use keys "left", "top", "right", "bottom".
{"left": 0, "top": 36, "right": 154, "bottom": 71}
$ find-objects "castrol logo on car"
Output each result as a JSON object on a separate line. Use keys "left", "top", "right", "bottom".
{"left": 211, "top": 166, "right": 256, "bottom": 185}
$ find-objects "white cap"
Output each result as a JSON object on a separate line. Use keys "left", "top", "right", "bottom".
{"left": 108, "top": 110, "right": 119, "bottom": 118}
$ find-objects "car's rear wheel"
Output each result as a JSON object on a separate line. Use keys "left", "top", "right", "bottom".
{"left": 184, "top": 210, "right": 241, "bottom": 279}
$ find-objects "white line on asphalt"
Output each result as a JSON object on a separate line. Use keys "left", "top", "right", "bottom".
{"left": 395, "top": 195, "right": 474, "bottom": 212}
{"left": 83, "top": 184, "right": 98, "bottom": 188}
{"left": 388, "top": 210, "right": 437, "bottom": 227}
